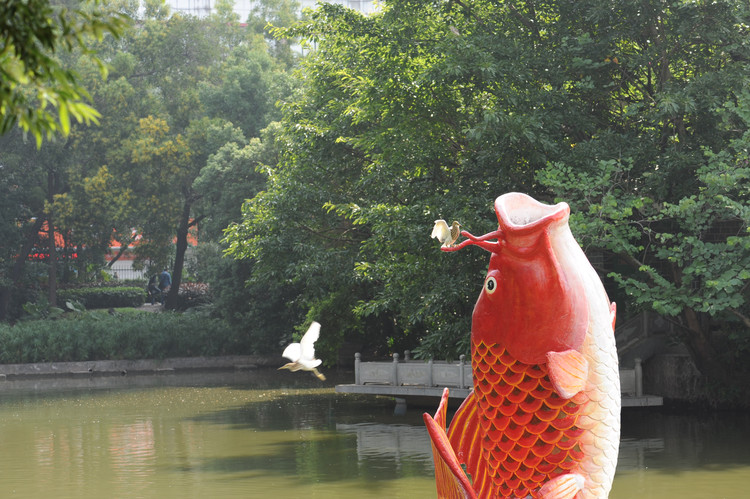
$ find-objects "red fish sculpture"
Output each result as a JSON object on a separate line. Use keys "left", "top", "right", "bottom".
{"left": 424, "top": 193, "right": 620, "bottom": 499}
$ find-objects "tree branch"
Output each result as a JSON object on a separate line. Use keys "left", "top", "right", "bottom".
{"left": 505, "top": 3, "right": 539, "bottom": 40}
{"left": 617, "top": 250, "right": 645, "bottom": 273}
{"left": 188, "top": 214, "right": 205, "bottom": 228}
{"left": 728, "top": 308, "right": 750, "bottom": 330}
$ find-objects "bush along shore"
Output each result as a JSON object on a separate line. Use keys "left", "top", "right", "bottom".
{"left": 0, "top": 310, "right": 252, "bottom": 364}
{"left": 58, "top": 286, "right": 146, "bottom": 309}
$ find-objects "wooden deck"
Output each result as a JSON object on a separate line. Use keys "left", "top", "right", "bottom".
{"left": 335, "top": 352, "right": 663, "bottom": 407}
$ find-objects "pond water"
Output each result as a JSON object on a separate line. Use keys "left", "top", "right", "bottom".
{"left": 0, "top": 370, "right": 747, "bottom": 498}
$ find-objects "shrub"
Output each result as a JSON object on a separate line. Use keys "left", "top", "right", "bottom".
{"left": 57, "top": 287, "right": 145, "bottom": 309}
{"left": 173, "top": 282, "right": 212, "bottom": 311}
{"left": 0, "top": 311, "right": 251, "bottom": 363}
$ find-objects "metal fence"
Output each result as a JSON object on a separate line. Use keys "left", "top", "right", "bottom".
{"left": 104, "top": 268, "right": 147, "bottom": 281}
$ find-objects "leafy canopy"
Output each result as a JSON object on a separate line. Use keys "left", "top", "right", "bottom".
{"left": 226, "top": 0, "right": 750, "bottom": 383}
{"left": 0, "top": 0, "right": 128, "bottom": 145}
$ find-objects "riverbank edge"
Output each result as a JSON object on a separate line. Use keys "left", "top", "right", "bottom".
{"left": 0, "top": 355, "right": 279, "bottom": 379}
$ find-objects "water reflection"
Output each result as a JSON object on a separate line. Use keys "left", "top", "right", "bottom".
{"left": 617, "top": 437, "right": 665, "bottom": 471}
{"left": 109, "top": 420, "right": 156, "bottom": 477}
{"left": 337, "top": 423, "right": 433, "bottom": 477}
{"left": 611, "top": 409, "right": 750, "bottom": 499}
{"left": 0, "top": 370, "right": 747, "bottom": 498}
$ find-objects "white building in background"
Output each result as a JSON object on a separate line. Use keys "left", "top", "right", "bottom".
{"left": 166, "top": 0, "right": 379, "bottom": 19}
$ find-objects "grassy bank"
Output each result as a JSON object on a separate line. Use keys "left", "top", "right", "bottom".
{"left": 0, "top": 310, "right": 251, "bottom": 364}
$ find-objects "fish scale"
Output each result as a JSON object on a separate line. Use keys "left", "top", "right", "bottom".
{"left": 472, "top": 341, "right": 587, "bottom": 498}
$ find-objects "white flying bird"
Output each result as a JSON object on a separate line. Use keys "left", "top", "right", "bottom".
{"left": 431, "top": 219, "right": 462, "bottom": 247}
{"left": 279, "top": 321, "right": 326, "bottom": 381}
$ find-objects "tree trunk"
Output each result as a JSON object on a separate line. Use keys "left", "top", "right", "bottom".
{"left": 166, "top": 199, "right": 192, "bottom": 310}
{"left": 681, "top": 308, "right": 730, "bottom": 385}
{"left": 0, "top": 218, "right": 44, "bottom": 321}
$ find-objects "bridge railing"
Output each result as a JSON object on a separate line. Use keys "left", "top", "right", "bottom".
{"left": 355, "top": 352, "right": 472, "bottom": 389}
{"left": 353, "top": 351, "right": 643, "bottom": 397}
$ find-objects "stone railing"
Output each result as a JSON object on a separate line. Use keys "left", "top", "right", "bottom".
{"left": 354, "top": 352, "right": 472, "bottom": 390}
{"left": 352, "top": 351, "right": 645, "bottom": 398}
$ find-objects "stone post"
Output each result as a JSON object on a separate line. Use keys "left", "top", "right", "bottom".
{"left": 392, "top": 353, "right": 400, "bottom": 386}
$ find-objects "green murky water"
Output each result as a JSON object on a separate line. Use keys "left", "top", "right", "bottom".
{"left": 0, "top": 370, "right": 747, "bottom": 498}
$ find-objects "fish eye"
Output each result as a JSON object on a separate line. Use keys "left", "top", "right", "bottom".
{"left": 484, "top": 276, "right": 497, "bottom": 294}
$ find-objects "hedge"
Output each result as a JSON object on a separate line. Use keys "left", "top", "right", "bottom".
{"left": 0, "top": 311, "right": 252, "bottom": 363}
{"left": 58, "top": 287, "right": 146, "bottom": 309}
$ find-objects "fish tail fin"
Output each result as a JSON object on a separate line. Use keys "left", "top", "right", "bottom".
{"left": 423, "top": 388, "right": 478, "bottom": 499}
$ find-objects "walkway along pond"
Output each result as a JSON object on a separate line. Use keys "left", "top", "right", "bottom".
{"left": 0, "top": 355, "right": 274, "bottom": 379}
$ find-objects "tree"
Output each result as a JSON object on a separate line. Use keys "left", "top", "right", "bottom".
{"left": 0, "top": 0, "right": 127, "bottom": 145}
{"left": 199, "top": 44, "right": 294, "bottom": 140}
{"left": 224, "top": 0, "right": 750, "bottom": 392}
{"left": 0, "top": 130, "right": 48, "bottom": 320}
{"left": 246, "top": 0, "right": 301, "bottom": 67}
{"left": 87, "top": 4, "right": 295, "bottom": 308}
{"left": 525, "top": 0, "right": 750, "bottom": 388}
{"left": 194, "top": 124, "right": 303, "bottom": 354}
{"left": 0, "top": 0, "right": 125, "bottom": 317}
{"left": 193, "top": 124, "right": 276, "bottom": 240}
{"left": 0, "top": 126, "right": 81, "bottom": 313}
{"left": 224, "top": 2, "right": 540, "bottom": 360}
{"left": 2, "top": 1, "right": 298, "bottom": 320}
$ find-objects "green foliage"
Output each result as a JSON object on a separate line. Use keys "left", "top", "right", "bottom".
{"left": 223, "top": 0, "right": 750, "bottom": 388}
{"left": 21, "top": 297, "right": 65, "bottom": 321}
{"left": 532, "top": 0, "right": 750, "bottom": 383}
{"left": 171, "top": 282, "right": 212, "bottom": 311}
{"left": 198, "top": 46, "right": 293, "bottom": 139}
{"left": 0, "top": 0, "right": 128, "bottom": 145}
{"left": 57, "top": 286, "right": 145, "bottom": 309}
{"left": 246, "top": 0, "right": 302, "bottom": 67}
{"left": 225, "top": 0, "right": 560, "bottom": 360}
{"left": 0, "top": 311, "right": 248, "bottom": 363}
{"left": 4, "top": 0, "right": 748, "bottom": 396}
{"left": 192, "top": 242, "right": 299, "bottom": 355}
{"left": 1, "top": 3, "right": 294, "bottom": 319}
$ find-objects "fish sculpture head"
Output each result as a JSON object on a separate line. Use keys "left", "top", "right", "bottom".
{"left": 444, "top": 192, "right": 589, "bottom": 364}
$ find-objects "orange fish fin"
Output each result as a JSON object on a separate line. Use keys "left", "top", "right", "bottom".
{"left": 547, "top": 349, "right": 589, "bottom": 399}
{"left": 447, "top": 390, "right": 491, "bottom": 496}
{"left": 423, "top": 388, "right": 478, "bottom": 499}
{"left": 610, "top": 301, "right": 617, "bottom": 331}
{"left": 537, "top": 473, "right": 584, "bottom": 499}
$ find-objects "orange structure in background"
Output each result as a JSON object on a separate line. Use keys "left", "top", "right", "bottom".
{"left": 107, "top": 225, "right": 198, "bottom": 262}
{"left": 30, "top": 222, "right": 198, "bottom": 262}
{"left": 29, "top": 221, "right": 75, "bottom": 261}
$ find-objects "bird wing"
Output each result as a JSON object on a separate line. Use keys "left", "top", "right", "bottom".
{"left": 299, "top": 321, "right": 321, "bottom": 362}
{"left": 431, "top": 220, "right": 449, "bottom": 240}
{"left": 299, "top": 358, "right": 322, "bottom": 369}
{"left": 281, "top": 342, "right": 301, "bottom": 362}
